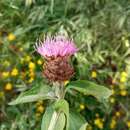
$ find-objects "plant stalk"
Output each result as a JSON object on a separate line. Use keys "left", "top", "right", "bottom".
{"left": 48, "top": 82, "right": 65, "bottom": 130}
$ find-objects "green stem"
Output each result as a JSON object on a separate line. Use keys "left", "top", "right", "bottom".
{"left": 53, "top": 82, "right": 65, "bottom": 99}
{"left": 48, "top": 82, "right": 65, "bottom": 130}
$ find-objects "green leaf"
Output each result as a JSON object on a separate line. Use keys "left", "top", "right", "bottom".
{"left": 41, "top": 107, "right": 66, "bottom": 130}
{"left": 69, "top": 111, "right": 87, "bottom": 130}
{"left": 41, "top": 107, "right": 53, "bottom": 130}
{"left": 55, "top": 113, "right": 66, "bottom": 130}
{"left": 66, "top": 80, "right": 112, "bottom": 102}
{"left": 9, "top": 83, "right": 54, "bottom": 105}
{"left": 53, "top": 99, "right": 69, "bottom": 130}
{"left": 41, "top": 99, "right": 69, "bottom": 130}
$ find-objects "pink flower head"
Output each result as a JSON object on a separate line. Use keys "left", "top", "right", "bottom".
{"left": 35, "top": 35, "right": 77, "bottom": 58}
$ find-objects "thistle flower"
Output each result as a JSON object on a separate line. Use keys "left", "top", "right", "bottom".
{"left": 35, "top": 35, "right": 77, "bottom": 58}
{"left": 35, "top": 35, "right": 77, "bottom": 82}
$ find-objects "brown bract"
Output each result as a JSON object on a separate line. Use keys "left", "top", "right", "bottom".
{"left": 43, "top": 56, "right": 74, "bottom": 82}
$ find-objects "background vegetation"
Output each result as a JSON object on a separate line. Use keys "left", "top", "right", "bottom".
{"left": 0, "top": 0, "right": 130, "bottom": 130}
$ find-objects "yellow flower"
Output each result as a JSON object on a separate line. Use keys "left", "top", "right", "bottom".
{"left": 94, "top": 118, "right": 103, "bottom": 129}
{"left": 19, "top": 47, "right": 23, "bottom": 52}
{"left": 2, "top": 71, "right": 9, "bottom": 78}
{"left": 120, "top": 89, "right": 127, "bottom": 96}
{"left": 28, "top": 77, "right": 34, "bottom": 83}
{"left": 37, "top": 59, "right": 43, "bottom": 65}
{"left": 37, "top": 105, "right": 44, "bottom": 113}
{"left": 120, "top": 76, "right": 127, "bottom": 83}
{"left": 11, "top": 68, "right": 18, "bottom": 76}
{"left": 111, "top": 89, "right": 115, "bottom": 95}
{"left": 120, "top": 71, "right": 128, "bottom": 83}
{"left": 80, "top": 104, "right": 85, "bottom": 110}
{"left": 64, "top": 80, "right": 69, "bottom": 86}
{"left": 115, "top": 111, "right": 120, "bottom": 117}
{"left": 126, "top": 121, "right": 130, "bottom": 128}
{"left": 91, "top": 71, "right": 97, "bottom": 78}
{"left": 109, "top": 97, "right": 115, "bottom": 104}
{"left": 119, "top": 84, "right": 126, "bottom": 90}
{"left": 25, "top": 55, "right": 31, "bottom": 62}
{"left": 7, "top": 33, "right": 16, "bottom": 41}
{"left": 36, "top": 100, "right": 43, "bottom": 106}
{"left": 29, "top": 70, "right": 35, "bottom": 77}
{"left": 121, "top": 71, "right": 128, "bottom": 77}
{"left": 0, "top": 91, "right": 4, "bottom": 98}
{"left": 110, "top": 118, "right": 116, "bottom": 129}
{"left": 5, "top": 83, "right": 13, "bottom": 91}
{"left": 28, "top": 62, "right": 36, "bottom": 70}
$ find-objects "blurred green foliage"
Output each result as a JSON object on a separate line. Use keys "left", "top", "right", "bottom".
{"left": 1, "top": 0, "right": 130, "bottom": 130}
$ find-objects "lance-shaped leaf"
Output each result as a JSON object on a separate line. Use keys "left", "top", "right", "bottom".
{"left": 41, "top": 99, "right": 69, "bottom": 130}
{"left": 53, "top": 99, "right": 69, "bottom": 130}
{"left": 69, "top": 111, "right": 87, "bottom": 130}
{"left": 9, "top": 82, "right": 54, "bottom": 105}
{"left": 41, "top": 107, "right": 66, "bottom": 130}
{"left": 66, "top": 80, "right": 112, "bottom": 102}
